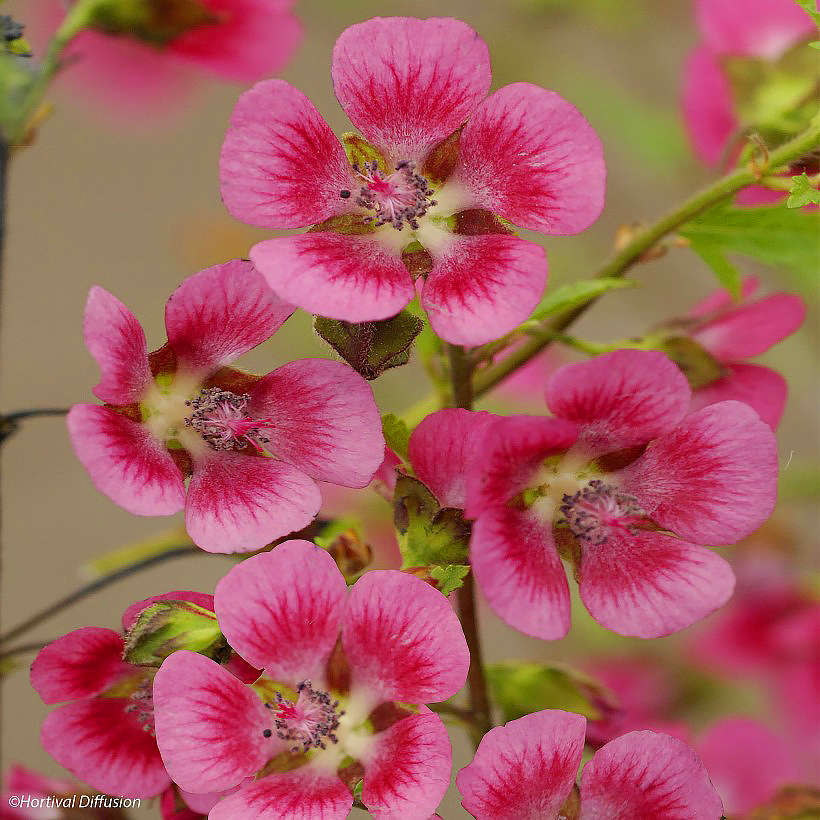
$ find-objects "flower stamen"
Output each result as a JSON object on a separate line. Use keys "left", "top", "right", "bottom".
{"left": 265, "top": 680, "right": 343, "bottom": 753}
{"left": 560, "top": 479, "right": 644, "bottom": 546}
{"left": 184, "top": 387, "right": 277, "bottom": 453}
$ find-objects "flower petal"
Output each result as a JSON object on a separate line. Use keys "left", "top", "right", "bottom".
{"left": 456, "top": 710, "right": 586, "bottom": 820}
{"left": 331, "top": 17, "right": 491, "bottom": 159}
{"left": 214, "top": 541, "right": 347, "bottom": 681}
{"left": 121, "top": 591, "right": 216, "bottom": 631}
{"left": 83, "top": 286, "right": 151, "bottom": 405}
{"left": 343, "top": 571, "right": 469, "bottom": 702}
{"left": 689, "top": 276, "right": 760, "bottom": 318}
{"left": 422, "top": 235, "right": 547, "bottom": 345}
{"left": 578, "top": 530, "right": 735, "bottom": 638}
{"left": 165, "top": 260, "right": 293, "bottom": 374}
{"left": 363, "top": 710, "right": 451, "bottom": 820}
{"left": 30, "top": 628, "right": 131, "bottom": 704}
{"left": 619, "top": 401, "right": 778, "bottom": 545}
{"left": 408, "top": 408, "right": 498, "bottom": 509}
{"left": 579, "top": 730, "right": 724, "bottom": 819}
{"left": 457, "top": 82, "right": 605, "bottom": 234}
{"left": 465, "top": 416, "right": 579, "bottom": 517}
{"left": 220, "top": 79, "right": 354, "bottom": 229}
{"left": 185, "top": 452, "right": 320, "bottom": 553}
{"left": 250, "top": 233, "right": 415, "bottom": 322}
{"left": 248, "top": 359, "right": 383, "bottom": 487}
{"left": 692, "top": 292, "right": 806, "bottom": 360}
{"left": 153, "top": 651, "right": 273, "bottom": 794}
{"left": 471, "top": 507, "right": 571, "bottom": 641}
{"left": 689, "top": 363, "right": 788, "bottom": 430}
{"left": 546, "top": 350, "right": 692, "bottom": 456}
{"left": 41, "top": 698, "right": 170, "bottom": 797}
{"left": 67, "top": 404, "right": 185, "bottom": 516}
{"left": 209, "top": 769, "right": 353, "bottom": 820}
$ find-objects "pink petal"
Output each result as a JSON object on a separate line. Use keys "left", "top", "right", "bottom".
{"left": 83, "top": 286, "right": 151, "bottom": 405}
{"left": 465, "top": 416, "right": 579, "bottom": 517}
{"left": 457, "top": 82, "right": 605, "bottom": 234}
{"left": 689, "top": 363, "right": 788, "bottom": 429}
{"left": 736, "top": 184, "right": 786, "bottom": 205}
{"left": 546, "top": 350, "right": 692, "bottom": 456}
{"left": 214, "top": 541, "right": 347, "bottom": 681}
{"left": 579, "top": 730, "right": 724, "bottom": 819}
{"left": 695, "top": 0, "right": 816, "bottom": 58}
{"left": 171, "top": 0, "right": 302, "bottom": 83}
{"left": 165, "top": 260, "right": 294, "bottom": 374}
{"left": 421, "top": 235, "right": 547, "bottom": 345}
{"left": 5, "top": 764, "right": 79, "bottom": 797}
{"left": 408, "top": 408, "right": 498, "bottom": 509}
{"left": 30, "top": 628, "right": 131, "bottom": 704}
{"left": 185, "top": 451, "right": 321, "bottom": 553}
{"left": 578, "top": 530, "right": 735, "bottom": 638}
{"left": 249, "top": 233, "right": 415, "bottom": 322}
{"left": 331, "top": 17, "right": 491, "bottom": 159}
{"left": 681, "top": 47, "right": 737, "bottom": 167}
{"left": 121, "top": 591, "right": 216, "bottom": 631}
{"left": 697, "top": 718, "right": 801, "bottom": 815}
{"left": 363, "top": 711, "right": 452, "bottom": 820}
{"left": 220, "top": 79, "right": 354, "bottom": 229}
{"left": 471, "top": 507, "right": 571, "bottom": 641}
{"left": 41, "top": 698, "right": 170, "bottom": 797}
{"left": 343, "top": 571, "right": 469, "bottom": 702}
{"left": 67, "top": 404, "right": 186, "bottom": 516}
{"left": 692, "top": 292, "right": 806, "bottom": 360}
{"left": 248, "top": 359, "right": 383, "bottom": 487}
{"left": 153, "top": 652, "right": 273, "bottom": 794}
{"left": 456, "top": 710, "right": 586, "bottom": 820}
{"left": 619, "top": 401, "right": 778, "bottom": 545}
{"left": 688, "top": 276, "right": 760, "bottom": 318}
{"left": 209, "top": 769, "right": 352, "bottom": 820}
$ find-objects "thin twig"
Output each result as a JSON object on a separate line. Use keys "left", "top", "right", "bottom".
{"left": 0, "top": 406, "right": 70, "bottom": 442}
{"left": 0, "top": 639, "right": 51, "bottom": 661}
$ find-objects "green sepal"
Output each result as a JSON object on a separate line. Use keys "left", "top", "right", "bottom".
{"left": 787, "top": 172, "right": 820, "bottom": 208}
{"left": 87, "top": 0, "right": 220, "bottom": 46}
{"left": 342, "top": 132, "right": 388, "bottom": 172}
{"left": 382, "top": 413, "right": 410, "bottom": 460}
{"left": 308, "top": 212, "right": 375, "bottom": 236}
{"left": 123, "top": 600, "right": 226, "bottom": 667}
{"left": 656, "top": 336, "right": 725, "bottom": 390}
{"left": 314, "top": 310, "right": 424, "bottom": 380}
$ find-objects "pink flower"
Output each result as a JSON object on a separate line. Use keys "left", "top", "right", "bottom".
{"left": 152, "top": 540, "right": 470, "bottom": 819}
{"left": 29, "top": 1, "right": 302, "bottom": 121}
{"left": 464, "top": 349, "right": 778, "bottom": 640}
{"left": 680, "top": 276, "right": 806, "bottom": 428}
{"left": 2, "top": 765, "right": 86, "bottom": 818}
{"left": 67, "top": 260, "right": 384, "bottom": 553}
{"left": 219, "top": 16, "right": 605, "bottom": 345}
{"left": 29, "top": 591, "right": 219, "bottom": 798}
{"left": 455, "top": 709, "right": 724, "bottom": 819}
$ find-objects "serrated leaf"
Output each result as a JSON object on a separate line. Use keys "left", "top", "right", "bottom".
{"left": 787, "top": 172, "right": 820, "bottom": 208}
{"left": 382, "top": 413, "right": 410, "bottom": 460}
{"left": 429, "top": 564, "right": 470, "bottom": 595}
{"left": 529, "top": 278, "right": 636, "bottom": 323}
{"left": 688, "top": 239, "right": 743, "bottom": 298}
{"left": 680, "top": 203, "right": 820, "bottom": 278}
{"left": 314, "top": 310, "right": 424, "bottom": 380}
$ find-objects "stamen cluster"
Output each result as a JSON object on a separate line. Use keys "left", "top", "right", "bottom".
{"left": 265, "top": 680, "right": 343, "bottom": 753}
{"left": 123, "top": 678, "right": 156, "bottom": 735}
{"left": 184, "top": 387, "right": 270, "bottom": 452}
{"left": 560, "top": 479, "right": 644, "bottom": 546}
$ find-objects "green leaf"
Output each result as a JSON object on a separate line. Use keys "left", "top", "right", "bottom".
{"left": 393, "top": 475, "right": 470, "bottom": 567}
{"left": 529, "top": 278, "right": 636, "bottom": 323}
{"left": 680, "top": 202, "right": 820, "bottom": 278}
{"left": 787, "top": 172, "right": 820, "bottom": 208}
{"left": 487, "top": 661, "right": 615, "bottom": 723}
{"left": 382, "top": 413, "right": 410, "bottom": 460}
{"left": 314, "top": 310, "right": 424, "bottom": 380}
{"left": 123, "top": 600, "right": 226, "bottom": 667}
{"left": 794, "top": 0, "right": 820, "bottom": 26}
{"left": 688, "top": 239, "right": 743, "bottom": 298}
{"left": 429, "top": 564, "right": 470, "bottom": 596}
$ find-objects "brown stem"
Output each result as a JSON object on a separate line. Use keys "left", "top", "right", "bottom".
{"left": 0, "top": 406, "right": 70, "bottom": 443}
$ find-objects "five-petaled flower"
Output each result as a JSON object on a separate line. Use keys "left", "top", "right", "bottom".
{"left": 219, "top": 16, "right": 605, "bottom": 345}
{"left": 152, "top": 540, "right": 470, "bottom": 819}
{"left": 464, "top": 348, "right": 778, "bottom": 640}
{"left": 456, "top": 709, "right": 724, "bottom": 819}
{"left": 67, "top": 260, "right": 384, "bottom": 553}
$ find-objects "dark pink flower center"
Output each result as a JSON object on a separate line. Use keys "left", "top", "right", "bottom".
{"left": 123, "top": 678, "right": 155, "bottom": 735}
{"left": 342, "top": 160, "right": 436, "bottom": 230}
{"left": 184, "top": 387, "right": 277, "bottom": 453}
{"left": 264, "top": 680, "right": 343, "bottom": 753}
{"left": 560, "top": 479, "right": 644, "bottom": 546}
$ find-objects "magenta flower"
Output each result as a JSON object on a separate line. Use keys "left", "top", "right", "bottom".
{"left": 219, "top": 16, "right": 605, "bottom": 345}
{"left": 152, "top": 540, "right": 470, "bottom": 819}
{"left": 29, "top": 591, "right": 218, "bottom": 798}
{"left": 680, "top": 276, "right": 806, "bottom": 427}
{"left": 31, "top": 0, "right": 302, "bottom": 121}
{"left": 456, "top": 709, "right": 724, "bottom": 819}
{"left": 67, "top": 260, "right": 384, "bottom": 553}
{"left": 464, "top": 349, "right": 778, "bottom": 640}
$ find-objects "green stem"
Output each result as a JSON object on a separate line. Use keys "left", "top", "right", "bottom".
{"left": 473, "top": 122, "right": 820, "bottom": 398}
